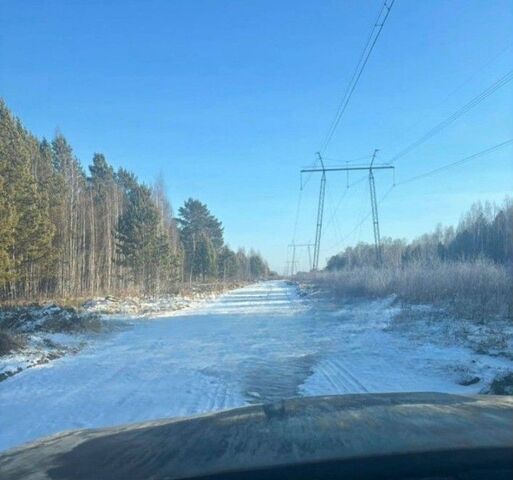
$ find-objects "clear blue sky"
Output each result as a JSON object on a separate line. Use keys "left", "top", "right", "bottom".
{"left": 1, "top": 0, "right": 512, "bottom": 271}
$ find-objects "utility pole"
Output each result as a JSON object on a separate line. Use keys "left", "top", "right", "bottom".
{"left": 300, "top": 156, "right": 393, "bottom": 269}
{"left": 288, "top": 243, "right": 315, "bottom": 274}
{"left": 312, "top": 152, "right": 326, "bottom": 271}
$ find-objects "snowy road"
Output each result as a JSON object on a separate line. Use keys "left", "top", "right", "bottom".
{"left": 0, "top": 280, "right": 510, "bottom": 452}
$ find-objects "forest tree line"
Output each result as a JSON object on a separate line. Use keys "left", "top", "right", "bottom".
{"left": 0, "top": 100, "right": 269, "bottom": 300}
{"left": 325, "top": 198, "right": 513, "bottom": 271}
{"left": 298, "top": 199, "right": 513, "bottom": 320}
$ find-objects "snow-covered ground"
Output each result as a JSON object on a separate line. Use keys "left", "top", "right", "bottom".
{"left": 0, "top": 305, "right": 103, "bottom": 381}
{"left": 1, "top": 280, "right": 512, "bottom": 452}
{"left": 81, "top": 290, "right": 219, "bottom": 317}
{"left": 0, "top": 289, "right": 226, "bottom": 381}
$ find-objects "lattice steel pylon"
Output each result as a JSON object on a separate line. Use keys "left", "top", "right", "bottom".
{"left": 312, "top": 153, "right": 326, "bottom": 271}
{"left": 369, "top": 149, "right": 382, "bottom": 265}
{"left": 288, "top": 243, "right": 315, "bottom": 274}
{"left": 300, "top": 149, "right": 393, "bottom": 269}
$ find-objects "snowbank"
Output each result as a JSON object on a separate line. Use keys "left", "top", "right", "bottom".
{"left": 296, "top": 281, "right": 513, "bottom": 396}
{"left": 0, "top": 305, "right": 103, "bottom": 381}
{"left": 0, "top": 285, "right": 233, "bottom": 381}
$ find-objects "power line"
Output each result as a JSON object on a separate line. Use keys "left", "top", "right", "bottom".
{"left": 323, "top": 153, "right": 373, "bottom": 164}
{"left": 438, "top": 43, "right": 513, "bottom": 103}
{"left": 302, "top": 158, "right": 394, "bottom": 265}
{"left": 395, "top": 138, "right": 513, "bottom": 186}
{"left": 386, "top": 43, "right": 513, "bottom": 148}
{"left": 325, "top": 71, "right": 513, "bottom": 255}
{"left": 294, "top": 0, "right": 395, "bottom": 268}
{"left": 312, "top": 153, "right": 327, "bottom": 270}
{"left": 300, "top": 153, "right": 323, "bottom": 190}
{"left": 291, "top": 186, "right": 303, "bottom": 244}
{"left": 298, "top": 162, "right": 369, "bottom": 260}
{"left": 327, "top": 140, "right": 512, "bottom": 254}
{"left": 298, "top": 13, "right": 512, "bottom": 265}
{"left": 288, "top": 243, "right": 315, "bottom": 274}
{"left": 320, "top": 0, "right": 395, "bottom": 153}
{"left": 326, "top": 180, "right": 369, "bottom": 251}
{"left": 318, "top": 160, "right": 376, "bottom": 239}
{"left": 323, "top": 174, "right": 367, "bottom": 233}
{"left": 325, "top": 182, "right": 343, "bottom": 242}
{"left": 387, "top": 68, "right": 513, "bottom": 164}
{"left": 326, "top": 184, "right": 394, "bottom": 253}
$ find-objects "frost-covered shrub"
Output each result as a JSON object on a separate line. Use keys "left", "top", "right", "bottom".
{"left": 299, "top": 259, "right": 512, "bottom": 321}
{"left": 0, "top": 305, "right": 103, "bottom": 334}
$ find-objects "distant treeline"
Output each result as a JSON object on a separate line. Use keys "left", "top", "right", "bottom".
{"left": 0, "top": 100, "right": 269, "bottom": 300}
{"left": 326, "top": 199, "right": 513, "bottom": 271}
{"left": 300, "top": 199, "right": 513, "bottom": 320}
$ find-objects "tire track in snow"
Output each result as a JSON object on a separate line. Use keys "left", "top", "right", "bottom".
{"left": 316, "top": 359, "right": 368, "bottom": 394}
{"left": 335, "top": 360, "right": 369, "bottom": 392}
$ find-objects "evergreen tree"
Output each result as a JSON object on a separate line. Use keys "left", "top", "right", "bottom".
{"left": 89, "top": 153, "right": 117, "bottom": 292}
{"left": 152, "top": 175, "right": 180, "bottom": 286}
{"left": 0, "top": 102, "right": 17, "bottom": 288}
{"left": 194, "top": 234, "right": 217, "bottom": 280}
{"left": 0, "top": 101, "right": 55, "bottom": 296}
{"left": 116, "top": 183, "right": 164, "bottom": 292}
{"left": 177, "top": 198, "right": 223, "bottom": 282}
{"left": 249, "top": 252, "right": 268, "bottom": 279}
{"left": 0, "top": 100, "right": 270, "bottom": 299}
{"left": 52, "top": 133, "right": 87, "bottom": 295}
{"left": 218, "top": 246, "right": 238, "bottom": 281}
{"left": 326, "top": 199, "right": 513, "bottom": 271}
{"left": 235, "top": 248, "right": 250, "bottom": 280}
{"left": 0, "top": 175, "right": 15, "bottom": 287}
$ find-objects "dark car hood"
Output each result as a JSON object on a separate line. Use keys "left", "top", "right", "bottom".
{"left": 1, "top": 392, "right": 512, "bottom": 479}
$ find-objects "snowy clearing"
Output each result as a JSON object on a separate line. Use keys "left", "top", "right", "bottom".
{"left": 0, "top": 287, "right": 229, "bottom": 381}
{"left": 1, "top": 280, "right": 512, "bottom": 452}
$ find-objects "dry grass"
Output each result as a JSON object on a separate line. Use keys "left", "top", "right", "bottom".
{"left": 0, "top": 330, "right": 26, "bottom": 356}
{"left": 299, "top": 259, "right": 512, "bottom": 321}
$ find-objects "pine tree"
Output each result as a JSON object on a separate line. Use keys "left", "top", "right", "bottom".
{"left": 52, "top": 133, "right": 87, "bottom": 295}
{"left": 0, "top": 101, "right": 55, "bottom": 297}
{"left": 37, "top": 139, "right": 64, "bottom": 293}
{"left": 0, "top": 99, "right": 270, "bottom": 299}
{"left": 249, "top": 252, "right": 268, "bottom": 279}
{"left": 194, "top": 234, "right": 217, "bottom": 280}
{"left": 218, "top": 246, "right": 238, "bottom": 281}
{"left": 0, "top": 102, "right": 17, "bottom": 289}
{"left": 177, "top": 198, "right": 223, "bottom": 282}
{"left": 0, "top": 175, "right": 15, "bottom": 288}
{"left": 152, "top": 175, "right": 180, "bottom": 287}
{"left": 116, "top": 182, "right": 163, "bottom": 292}
{"left": 89, "top": 153, "right": 117, "bottom": 292}
{"left": 235, "top": 248, "right": 250, "bottom": 280}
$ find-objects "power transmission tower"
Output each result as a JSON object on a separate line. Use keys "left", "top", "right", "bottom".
{"left": 284, "top": 261, "right": 294, "bottom": 277}
{"left": 301, "top": 155, "right": 394, "bottom": 268}
{"left": 369, "top": 149, "right": 382, "bottom": 264}
{"left": 288, "top": 243, "right": 315, "bottom": 274}
{"left": 291, "top": 243, "right": 297, "bottom": 276}
{"left": 312, "top": 153, "right": 326, "bottom": 271}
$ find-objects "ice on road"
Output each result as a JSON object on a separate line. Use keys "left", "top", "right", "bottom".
{"left": 0, "top": 280, "right": 509, "bottom": 451}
